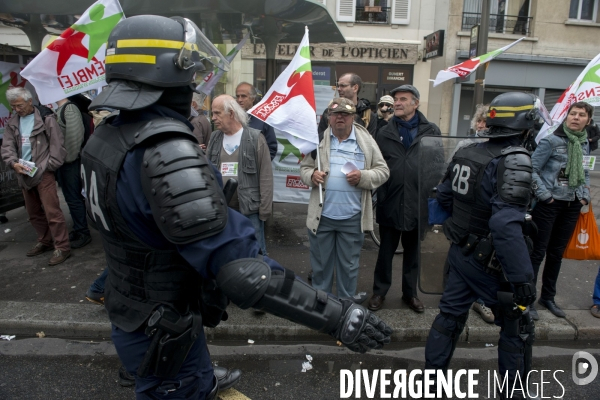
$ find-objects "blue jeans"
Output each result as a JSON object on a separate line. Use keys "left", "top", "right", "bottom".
{"left": 247, "top": 213, "right": 267, "bottom": 256}
{"left": 55, "top": 159, "right": 90, "bottom": 236}
{"left": 594, "top": 266, "right": 600, "bottom": 306}
{"left": 89, "top": 268, "right": 108, "bottom": 293}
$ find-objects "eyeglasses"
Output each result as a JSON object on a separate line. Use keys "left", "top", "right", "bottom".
{"left": 378, "top": 103, "right": 393, "bottom": 108}
{"left": 336, "top": 83, "right": 351, "bottom": 88}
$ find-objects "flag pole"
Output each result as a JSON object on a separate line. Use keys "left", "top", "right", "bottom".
{"left": 317, "top": 143, "right": 323, "bottom": 206}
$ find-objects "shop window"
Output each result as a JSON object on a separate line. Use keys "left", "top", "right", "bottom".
{"left": 462, "top": 0, "right": 533, "bottom": 36}
{"left": 336, "top": 0, "right": 410, "bottom": 25}
{"left": 569, "top": 0, "right": 599, "bottom": 22}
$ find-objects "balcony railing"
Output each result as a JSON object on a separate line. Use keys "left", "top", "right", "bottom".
{"left": 462, "top": 12, "right": 533, "bottom": 36}
{"left": 356, "top": 6, "right": 391, "bottom": 24}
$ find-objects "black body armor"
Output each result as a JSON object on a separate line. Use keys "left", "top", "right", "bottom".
{"left": 443, "top": 143, "right": 532, "bottom": 244}
{"left": 80, "top": 117, "right": 228, "bottom": 331}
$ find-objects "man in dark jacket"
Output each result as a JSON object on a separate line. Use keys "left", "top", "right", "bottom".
{"left": 318, "top": 73, "right": 376, "bottom": 137}
{"left": 236, "top": 82, "right": 277, "bottom": 161}
{"left": 586, "top": 118, "right": 600, "bottom": 152}
{"left": 368, "top": 84, "right": 441, "bottom": 313}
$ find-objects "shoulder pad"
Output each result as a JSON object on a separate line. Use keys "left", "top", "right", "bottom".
{"left": 497, "top": 152, "right": 533, "bottom": 205}
{"left": 134, "top": 118, "right": 197, "bottom": 145}
{"left": 141, "top": 137, "right": 228, "bottom": 244}
{"left": 500, "top": 145, "right": 529, "bottom": 156}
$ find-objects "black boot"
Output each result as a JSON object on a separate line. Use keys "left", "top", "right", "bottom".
{"left": 214, "top": 366, "right": 242, "bottom": 391}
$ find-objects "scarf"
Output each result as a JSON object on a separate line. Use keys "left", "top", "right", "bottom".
{"left": 562, "top": 122, "right": 587, "bottom": 188}
{"left": 393, "top": 113, "right": 420, "bottom": 149}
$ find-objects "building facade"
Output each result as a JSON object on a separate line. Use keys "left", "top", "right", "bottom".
{"left": 430, "top": 0, "right": 600, "bottom": 135}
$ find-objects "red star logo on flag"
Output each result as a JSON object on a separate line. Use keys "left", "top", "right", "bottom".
{"left": 46, "top": 27, "right": 98, "bottom": 76}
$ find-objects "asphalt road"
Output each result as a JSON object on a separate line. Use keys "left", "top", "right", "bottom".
{"left": 2, "top": 338, "right": 600, "bottom": 400}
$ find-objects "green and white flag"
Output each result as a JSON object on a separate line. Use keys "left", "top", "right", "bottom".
{"left": 431, "top": 37, "right": 525, "bottom": 87}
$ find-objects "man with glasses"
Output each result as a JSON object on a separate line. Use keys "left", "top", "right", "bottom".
{"left": 318, "top": 73, "right": 377, "bottom": 137}
{"left": 301, "top": 97, "right": 389, "bottom": 304}
{"left": 368, "top": 84, "right": 441, "bottom": 313}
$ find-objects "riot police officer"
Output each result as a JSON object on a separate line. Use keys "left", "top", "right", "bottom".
{"left": 424, "top": 92, "right": 538, "bottom": 399}
{"left": 81, "top": 15, "right": 392, "bottom": 399}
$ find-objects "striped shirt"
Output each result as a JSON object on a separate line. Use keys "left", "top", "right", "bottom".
{"left": 322, "top": 126, "right": 365, "bottom": 220}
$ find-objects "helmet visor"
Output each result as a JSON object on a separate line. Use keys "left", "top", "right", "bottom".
{"left": 175, "top": 19, "right": 230, "bottom": 74}
{"left": 533, "top": 96, "right": 553, "bottom": 126}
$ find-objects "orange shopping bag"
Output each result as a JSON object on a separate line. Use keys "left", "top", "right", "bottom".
{"left": 563, "top": 204, "right": 600, "bottom": 260}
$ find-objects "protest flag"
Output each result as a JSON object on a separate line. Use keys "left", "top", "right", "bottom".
{"left": 248, "top": 27, "right": 318, "bottom": 155}
{"left": 430, "top": 37, "right": 525, "bottom": 87}
{"left": 536, "top": 52, "right": 600, "bottom": 143}
{"left": 20, "top": 0, "right": 125, "bottom": 104}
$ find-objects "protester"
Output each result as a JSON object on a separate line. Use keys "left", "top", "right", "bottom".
{"left": 471, "top": 103, "right": 489, "bottom": 136}
{"left": 1, "top": 87, "right": 70, "bottom": 265}
{"left": 80, "top": 15, "right": 391, "bottom": 397}
{"left": 586, "top": 118, "right": 600, "bottom": 152}
{"left": 207, "top": 95, "right": 273, "bottom": 256}
{"left": 368, "top": 84, "right": 441, "bottom": 313}
{"left": 318, "top": 73, "right": 377, "bottom": 137}
{"left": 235, "top": 82, "right": 277, "bottom": 161}
{"left": 189, "top": 92, "right": 212, "bottom": 149}
{"left": 529, "top": 101, "right": 591, "bottom": 320}
{"left": 469, "top": 104, "right": 495, "bottom": 324}
{"left": 375, "top": 95, "right": 394, "bottom": 136}
{"left": 300, "top": 97, "right": 389, "bottom": 303}
{"left": 55, "top": 97, "right": 92, "bottom": 249}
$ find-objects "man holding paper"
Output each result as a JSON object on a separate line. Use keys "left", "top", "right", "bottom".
{"left": 301, "top": 97, "right": 389, "bottom": 303}
{"left": 1, "top": 87, "right": 70, "bottom": 265}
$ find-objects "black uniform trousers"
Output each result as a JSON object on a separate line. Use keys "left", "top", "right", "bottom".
{"left": 425, "top": 245, "right": 526, "bottom": 397}
{"left": 372, "top": 225, "right": 419, "bottom": 298}
{"left": 530, "top": 199, "right": 582, "bottom": 301}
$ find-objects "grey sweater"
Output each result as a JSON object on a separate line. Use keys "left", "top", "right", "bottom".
{"left": 56, "top": 103, "right": 84, "bottom": 163}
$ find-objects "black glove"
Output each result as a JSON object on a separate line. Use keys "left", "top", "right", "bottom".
{"left": 513, "top": 281, "right": 536, "bottom": 306}
{"left": 332, "top": 300, "right": 393, "bottom": 353}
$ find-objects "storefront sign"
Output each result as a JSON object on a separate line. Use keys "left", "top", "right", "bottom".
{"left": 242, "top": 42, "right": 418, "bottom": 64}
{"left": 469, "top": 25, "right": 479, "bottom": 58}
{"left": 381, "top": 67, "right": 413, "bottom": 85}
{"left": 312, "top": 66, "right": 331, "bottom": 85}
{"left": 423, "top": 30, "right": 444, "bottom": 61}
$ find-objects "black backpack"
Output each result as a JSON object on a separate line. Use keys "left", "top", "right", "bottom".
{"left": 59, "top": 94, "right": 94, "bottom": 149}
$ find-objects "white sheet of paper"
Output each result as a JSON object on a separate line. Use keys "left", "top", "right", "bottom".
{"left": 341, "top": 161, "right": 359, "bottom": 174}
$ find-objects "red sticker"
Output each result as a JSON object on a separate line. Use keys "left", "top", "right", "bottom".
{"left": 489, "top": 109, "right": 496, "bottom": 118}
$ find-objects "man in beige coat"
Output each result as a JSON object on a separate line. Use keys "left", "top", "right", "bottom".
{"left": 1, "top": 87, "right": 70, "bottom": 265}
{"left": 301, "top": 98, "right": 389, "bottom": 302}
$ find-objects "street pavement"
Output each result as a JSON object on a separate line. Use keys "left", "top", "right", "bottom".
{"left": 1, "top": 339, "right": 600, "bottom": 399}
{"left": 1, "top": 168, "right": 600, "bottom": 344}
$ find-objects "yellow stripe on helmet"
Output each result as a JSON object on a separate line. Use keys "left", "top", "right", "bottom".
{"left": 106, "top": 54, "right": 156, "bottom": 64}
{"left": 490, "top": 105, "right": 534, "bottom": 112}
{"left": 488, "top": 112, "right": 516, "bottom": 118}
{"left": 116, "top": 39, "right": 184, "bottom": 49}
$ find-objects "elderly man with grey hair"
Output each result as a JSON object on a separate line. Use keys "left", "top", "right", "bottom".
{"left": 235, "top": 82, "right": 277, "bottom": 160}
{"left": 207, "top": 94, "right": 273, "bottom": 255}
{"left": 1, "top": 87, "right": 71, "bottom": 265}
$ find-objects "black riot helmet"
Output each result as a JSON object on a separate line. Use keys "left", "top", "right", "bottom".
{"left": 479, "top": 92, "right": 540, "bottom": 138}
{"left": 91, "top": 15, "right": 229, "bottom": 111}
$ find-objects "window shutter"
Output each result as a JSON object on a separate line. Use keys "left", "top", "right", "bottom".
{"left": 391, "top": 0, "right": 411, "bottom": 24}
{"left": 336, "top": 0, "right": 356, "bottom": 22}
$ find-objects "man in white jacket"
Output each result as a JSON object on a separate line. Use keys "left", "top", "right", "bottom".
{"left": 301, "top": 97, "right": 389, "bottom": 303}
